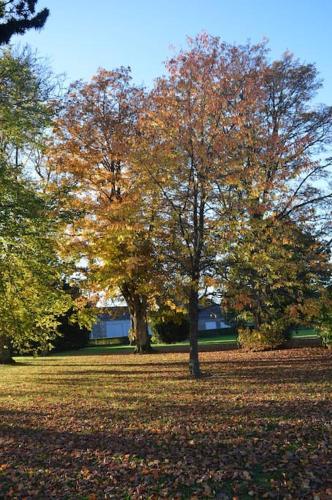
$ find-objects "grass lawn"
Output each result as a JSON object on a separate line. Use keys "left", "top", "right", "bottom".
{"left": 84, "top": 328, "right": 319, "bottom": 356}
{"left": 1, "top": 347, "right": 331, "bottom": 498}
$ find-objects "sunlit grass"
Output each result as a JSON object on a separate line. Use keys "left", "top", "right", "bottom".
{"left": 0, "top": 347, "right": 331, "bottom": 498}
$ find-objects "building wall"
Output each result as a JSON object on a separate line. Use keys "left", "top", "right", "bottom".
{"left": 105, "top": 320, "right": 131, "bottom": 338}
{"left": 198, "top": 319, "right": 230, "bottom": 331}
{"left": 91, "top": 317, "right": 231, "bottom": 340}
{"left": 91, "top": 319, "right": 131, "bottom": 339}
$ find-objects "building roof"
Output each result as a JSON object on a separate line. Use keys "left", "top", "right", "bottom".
{"left": 97, "top": 306, "right": 130, "bottom": 321}
{"left": 198, "top": 303, "right": 223, "bottom": 320}
{"left": 97, "top": 303, "right": 223, "bottom": 322}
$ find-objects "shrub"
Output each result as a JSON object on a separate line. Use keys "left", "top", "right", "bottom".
{"left": 314, "top": 299, "right": 332, "bottom": 349}
{"left": 316, "top": 312, "right": 332, "bottom": 349}
{"left": 88, "top": 337, "right": 130, "bottom": 346}
{"left": 151, "top": 310, "right": 189, "bottom": 344}
{"left": 238, "top": 322, "right": 287, "bottom": 351}
{"left": 317, "top": 325, "right": 332, "bottom": 349}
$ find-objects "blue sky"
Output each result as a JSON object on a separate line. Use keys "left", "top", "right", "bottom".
{"left": 15, "top": 0, "right": 332, "bottom": 102}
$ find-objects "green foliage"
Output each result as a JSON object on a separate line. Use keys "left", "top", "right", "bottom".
{"left": 0, "top": 47, "right": 55, "bottom": 160}
{"left": 0, "top": 166, "right": 71, "bottom": 355}
{"left": 317, "top": 325, "right": 332, "bottom": 348}
{"left": 0, "top": 49, "right": 70, "bottom": 361}
{"left": 315, "top": 300, "right": 332, "bottom": 348}
{"left": 224, "top": 218, "right": 331, "bottom": 351}
{"left": 151, "top": 308, "right": 189, "bottom": 344}
{"left": 52, "top": 309, "right": 90, "bottom": 352}
{"left": 238, "top": 324, "right": 287, "bottom": 351}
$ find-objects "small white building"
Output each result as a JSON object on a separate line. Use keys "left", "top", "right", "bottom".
{"left": 90, "top": 304, "right": 231, "bottom": 341}
{"left": 198, "top": 304, "right": 230, "bottom": 331}
{"left": 90, "top": 307, "right": 131, "bottom": 340}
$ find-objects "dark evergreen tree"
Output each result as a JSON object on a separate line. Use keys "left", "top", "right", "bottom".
{"left": 52, "top": 284, "right": 90, "bottom": 352}
{"left": 0, "top": 1, "right": 49, "bottom": 45}
{"left": 53, "top": 310, "right": 90, "bottom": 352}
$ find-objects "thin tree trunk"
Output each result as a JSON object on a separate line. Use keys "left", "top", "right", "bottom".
{"left": 188, "top": 284, "right": 201, "bottom": 378}
{"left": 0, "top": 335, "right": 14, "bottom": 364}
{"left": 129, "top": 316, "right": 136, "bottom": 345}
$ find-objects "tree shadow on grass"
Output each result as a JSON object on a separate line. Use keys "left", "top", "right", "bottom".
{"left": 0, "top": 397, "right": 331, "bottom": 498}
{"left": 1, "top": 349, "right": 331, "bottom": 497}
{"left": 0, "top": 361, "right": 30, "bottom": 367}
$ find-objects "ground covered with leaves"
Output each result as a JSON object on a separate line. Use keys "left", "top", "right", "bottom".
{"left": 0, "top": 347, "right": 331, "bottom": 499}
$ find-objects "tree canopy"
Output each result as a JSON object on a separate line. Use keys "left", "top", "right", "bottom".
{"left": 1, "top": 31, "right": 331, "bottom": 372}
{"left": 0, "top": 48, "right": 69, "bottom": 363}
{"left": 0, "top": 1, "right": 49, "bottom": 45}
{"left": 50, "top": 68, "right": 160, "bottom": 353}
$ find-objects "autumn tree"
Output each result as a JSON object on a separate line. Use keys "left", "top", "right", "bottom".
{"left": 0, "top": 0, "right": 49, "bottom": 45}
{"left": 135, "top": 35, "right": 267, "bottom": 376}
{"left": 50, "top": 68, "right": 159, "bottom": 353}
{"left": 220, "top": 51, "right": 332, "bottom": 349}
{"left": 223, "top": 219, "right": 331, "bottom": 350}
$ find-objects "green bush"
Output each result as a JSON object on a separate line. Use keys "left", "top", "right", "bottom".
{"left": 88, "top": 337, "right": 130, "bottom": 346}
{"left": 151, "top": 311, "right": 189, "bottom": 344}
{"left": 198, "top": 327, "right": 236, "bottom": 338}
{"left": 317, "top": 324, "right": 332, "bottom": 349}
{"left": 315, "top": 302, "right": 332, "bottom": 349}
{"left": 238, "top": 322, "right": 287, "bottom": 351}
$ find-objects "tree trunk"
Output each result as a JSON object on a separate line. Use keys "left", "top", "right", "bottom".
{"left": 0, "top": 335, "right": 14, "bottom": 364}
{"left": 131, "top": 302, "right": 151, "bottom": 353}
{"left": 121, "top": 284, "right": 152, "bottom": 353}
{"left": 188, "top": 285, "right": 201, "bottom": 378}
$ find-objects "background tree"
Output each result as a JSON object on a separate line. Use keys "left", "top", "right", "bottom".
{"left": 223, "top": 219, "right": 331, "bottom": 350}
{"left": 315, "top": 286, "right": 332, "bottom": 349}
{"left": 220, "top": 52, "right": 332, "bottom": 349}
{"left": 0, "top": 0, "right": 49, "bottom": 45}
{"left": 150, "top": 306, "right": 189, "bottom": 344}
{"left": 52, "top": 284, "right": 90, "bottom": 352}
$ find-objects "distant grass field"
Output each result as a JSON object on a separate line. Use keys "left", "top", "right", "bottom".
{"left": 83, "top": 328, "right": 319, "bottom": 356}
{"left": 1, "top": 347, "right": 331, "bottom": 498}
{"left": 291, "top": 327, "right": 318, "bottom": 338}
